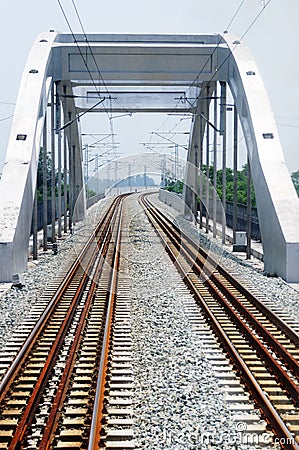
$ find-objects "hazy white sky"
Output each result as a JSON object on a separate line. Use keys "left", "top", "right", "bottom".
{"left": 0, "top": 0, "right": 298, "bottom": 173}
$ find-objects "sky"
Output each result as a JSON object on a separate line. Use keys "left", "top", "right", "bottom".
{"left": 0, "top": 0, "right": 298, "bottom": 174}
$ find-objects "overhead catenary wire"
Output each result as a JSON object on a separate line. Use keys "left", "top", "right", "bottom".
{"left": 0, "top": 115, "right": 14, "bottom": 122}
{"left": 0, "top": 101, "right": 15, "bottom": 106}
{"left": 70, "top": 0, "right": 133, "bottom": 118}
{"left": 57, "top": 0, "right": 117, "bottom": 160}
{"left": 150, "top": 0, "right": 249, "bottom": 141}
{"left": 188, "top": 0, "right": 273, "bottom": 111}
{"left": 58, "top": 0, "right": 273, "bottom": 167}
{"left": 277, "top": 123, "right": 299, "bottom": 129}
{"left": 226, "top": 0, "right": 247, "bottom": 31}
{"left": 70, "top": 0, "right": 134, "bottom": 160}
{"left": 239, "top": 0, "right": 272, "bottom": 41}
{"left": 57, "top": 0, "right": 247, "bottom": 161}
{"left": 58, "top": 98, "right": 106, "bottom": 131}
{"left": 149, "top": 0, "right": 273, "bottom": 155}
{"left": 57, "top": 0, "right": 103, "bottom": 98}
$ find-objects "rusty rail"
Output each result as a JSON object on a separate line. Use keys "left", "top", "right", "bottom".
{"left": 0, "top": 195, "right": 125, "bottom": 449}
{"left": 88, "top": 199, "right": 123, "bottom": 449}
{"left": 140, "top": 193, "right": 299, "bottom": 450}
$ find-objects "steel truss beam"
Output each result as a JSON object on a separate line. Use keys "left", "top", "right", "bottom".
{"left": 0, "top": 32, "right": 298, "bottom": 282}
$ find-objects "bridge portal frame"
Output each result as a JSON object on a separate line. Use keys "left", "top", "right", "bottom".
{"left": 0, "top": 32, "right": 298, "bottom": 282}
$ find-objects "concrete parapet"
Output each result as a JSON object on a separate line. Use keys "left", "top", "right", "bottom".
{"left": 158, "top": 190, "right": 184, "bottom": 215}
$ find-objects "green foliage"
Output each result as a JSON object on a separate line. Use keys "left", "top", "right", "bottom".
{"left": 165, "top": 179, "right": 183, "bottom": 193}
{"left": 86, "top": 188, "right": 97, "bottom": 198}
{"left": 291, "top": 170, "right": 299, "bottom": 196}
{"left": 164, "top": 164, "right": 256, "bottom": 206}
{"left": 118, "top": 174, "right": 155, "bottom": 187}
{"left": 36, "top": 149, "right": 68, "bottom": 202}
{"left": 217, "top": 164, "right": 256, "bottom": 207}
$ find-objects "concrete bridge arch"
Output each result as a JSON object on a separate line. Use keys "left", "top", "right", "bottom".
{"left": 0, "top": 32, "right": 298, "bottom": 282}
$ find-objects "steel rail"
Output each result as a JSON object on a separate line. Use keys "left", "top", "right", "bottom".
{"left": 0, "top": 195, "right": 121, "bottom": 405}
{"left": 142, "top": 194, "right": 299, "bottom": 398}
{"left": 88, "top": 200, "right": 123, "bottom": 450}
{"left": 2, "top": 196, "right": 123, "bottom": 449}
{"left": 140, "top": 193, "right": 299, "bottom": 450}
{"left": 142, "top": 194, "right": 299, "bottom": 382}
{"left": 38, "top": 199, "right": 122, "bottom": 449}
{"left": 145, "top": 193, "right": 299, "bottom": 347}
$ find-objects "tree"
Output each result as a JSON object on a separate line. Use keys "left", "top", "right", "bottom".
{"left": 36, "top": 150, "right": 51, "bottom": 202}
{"left": 36, "top": 149, "right": 68, "bottom": 202}
{"left": 291, "top": 170, "right": 299, "bottom": 196}
{"left": 164, "top": 163, "right": 256, "bottom": 206}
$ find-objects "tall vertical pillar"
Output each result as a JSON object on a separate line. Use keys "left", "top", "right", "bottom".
{"left": 174, "top": 144, "right": 178, "bottom": 183}
{"left": 56, "top": 82, "right": 62, "bottom": 238}
{"left": 246, "top": 155, "right": 252, "bottom": 259}
{"left": 199, "top": 115, "right": 204, "bottom": 228}
{"left": 63, "top": 126, "right": 68, "bottom": 233}
{"left": 233, "top": 104, "right": 238, "bottom": 244}
{"left": 32, "top": 183, "right": 38, "bottom": 260}
{"left": 161, "top": 155, "right": 165, "bottom": 188}
{"left": 205, "top": 86, "right": 210, "bottom": 233}
{"left": 72, "top": 145, "right": 76, "bottom": 225}
{"left": 68, "top": 112, "right": 73, "bottom": 232}
{"left": 115, "top": 161, "right": 119, "bottom": 195}
{"left": 220, "top": 82, "right": 227, "bottom": 244}
{"left": 51, "top": 84, "right": 56, "bottom": 244}
{"left": 212, "top": 87, "right": 218, "bottom": 239}
{"left": 63, "top": 86, "right": 68, "bottom": 234}
{"left": 43, "top": 115, "right": 48, "bottom": 251}
{"left": 193, "top": 144, "right": 198, "bottom": 219}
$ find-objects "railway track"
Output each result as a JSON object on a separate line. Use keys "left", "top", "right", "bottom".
{"left": 0, "top": 194, "right": 134, "bottom": 449}
{"left": 140, "top": 192, "right": 299, "bottom": 450}
{"left": 1, "top": 191, "right": 298, "bottom": 449}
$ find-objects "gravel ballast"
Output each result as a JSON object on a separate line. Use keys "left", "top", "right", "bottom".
{"left": 150, "top": 193, "right": 299, "bottom": 327}
{"left": 123, "top": 195, "right": 273, "bottom": 449}
{"left": 0, "top": 192, "right": 297, "bottom": 449}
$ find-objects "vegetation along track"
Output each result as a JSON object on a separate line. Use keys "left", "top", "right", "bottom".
{"left": 140, "top": 192, "right": 299, "bottom": 450}
{"left": 0, "top": 194, "right": 130, "bottom": 449}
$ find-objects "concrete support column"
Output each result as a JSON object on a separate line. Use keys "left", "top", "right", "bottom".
{"left": 161, "top": 156, "right": 165, "bottom": 188}
{"left": 56, "top": 82, "right": 62, "bottom": 238}
{"left": 220, "top": 81, "right": 227, "bottom": 244}
{"left": 233, "top": 104, "right": 238, "bottom": 243}
{"left": 199, "top": 117, "right": 203, "bottom": 228}
{"left": 63, "top": 129, "right": 68, "bottom": 233}
{"left": 51, "top": 84, "right": 56, "bottom": 244}
{"left": 42, "top": 115, "right": 48, "bottom": 251}
{"left": 32, "top": 183, "right": 38, "bottom": 260}
{"left": 193, "top": 144, "right": 198, "bottom": 219}
{"left": 71, "top": 145, "right": 76, "bottom": 226}
{"left": 68, "top": 112, "right": 73, "bottom": 232}
{"left": 183, "top": 84, "right": 211, "bottom": 222}
{"left": 212, "top": 86, "right": 218, "bottom": 239}
{"left": 63, "top": 86, "right": 68, "bottom": 234}
{"left": 246, "top": 155, "right": 252, "bottom": 259}
{"left": 174, "top": 144, "right": 178, "bottom": 183}
{"left": 205, "top": 85, "right": 210, "bottom": 233}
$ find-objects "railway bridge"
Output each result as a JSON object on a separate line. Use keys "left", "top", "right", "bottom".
{"left": 0, "top": 32, "right": 298, "bottom": 282}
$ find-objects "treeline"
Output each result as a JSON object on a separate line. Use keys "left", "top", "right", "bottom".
{"left": 166, "top": 165, "right": 299, "bottom": 206}
{"left": 291, "top": 170, "right": 299, "bottom": 196}
{"left": 36, "top": 151, "right": 64, "bottom": 202}
{"left": 117, "top": 174, "right": 155, "bottom": 187}
{"left": 36, "top": 151, "right": 96, "bottom": 201}
{"left": 36, "top": 152, "right": 156, "bottom": 200}
{"left": 23, "top": 151, "right": 299, "bottom": 204}
{"left": 165, "top": 164, "right": 256, "bottom": 206}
